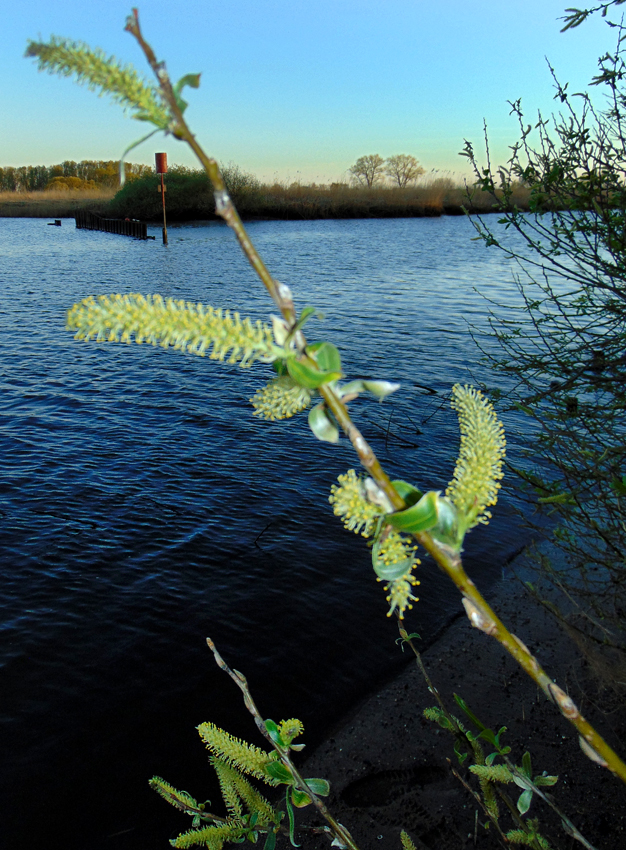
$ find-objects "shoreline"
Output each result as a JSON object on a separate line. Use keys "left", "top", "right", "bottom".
{"left": 297, "top": 544, "right": 626, "bottom": 850}
{"left": 0, "top": 205, "right": 482, "bottom": 221}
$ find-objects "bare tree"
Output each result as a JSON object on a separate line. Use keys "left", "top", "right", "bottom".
{"left": 384, "top": 154, "right": 424, "bottom": 188}
{"left": 348, "top": 154, "right": 385, "bottom": 188}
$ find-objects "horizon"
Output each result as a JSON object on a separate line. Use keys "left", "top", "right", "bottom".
{"left": 0, "top": 1, "right": 615, "bottom": 183}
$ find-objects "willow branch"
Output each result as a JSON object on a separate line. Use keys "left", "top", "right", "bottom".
{"left": 400, "top": 625, "right": 598, "bottom": 850}
{"left": 447, "top": 761, "right": 510, "bottom": 847}
{"left": 206, "top": 638, "right": 361, "bottom": 850}
{"left": 125, "top": 9, "right": 297, "bottom": 326}
{"left": 413, "top": 532, "right": 626, "bottom": 783}
{"left": 125, "top": 9, "right": 626, "bottom": 785}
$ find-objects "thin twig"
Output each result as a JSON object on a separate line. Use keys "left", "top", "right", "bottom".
{"left": 447, "top": 760, "right": 510, "bottom": 848}
{"left": 206, "top": 638, "right": 361, "bottom": 850}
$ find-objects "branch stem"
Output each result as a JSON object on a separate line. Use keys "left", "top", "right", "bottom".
{"left": 126, "top": 7, "right": 626, "bottom": 786}
{"left": 207, "top": 638, "right": 361, "bottom": 850}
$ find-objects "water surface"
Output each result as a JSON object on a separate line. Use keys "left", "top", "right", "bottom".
{"left": 1, "top": 215, "right": 530, "bottom": 849}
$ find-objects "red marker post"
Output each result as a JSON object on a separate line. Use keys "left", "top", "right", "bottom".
{"left": 155, "top": 152, "right": 168, "bottom": 245}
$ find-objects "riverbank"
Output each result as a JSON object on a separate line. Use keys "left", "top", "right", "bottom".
{"left": 0, "top": 180, "right": 530, "bottom": 220}
{"left": 297, "top": 544, "right": 626, "bottom": 850}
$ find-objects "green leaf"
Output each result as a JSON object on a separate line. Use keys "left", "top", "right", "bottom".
{"left": 371, "top": 532, "right": 415, "bottom": 580}
{"left": 265, "top": 762, "right": 294, "bottom": 784}
{"left": 286, "top": 357, "right": 341, "bottom": 389}
{"left": 173, "top": 73, "right": 201, "bottom": 114}
{"left": 611, "top": 475, "right": 626, "bottom": 495}
{"left": 390, "top": 479, "right": 423, "bottom": 505}
{"left": 337, "top": 379, "right": 365, "bottom": 398}
{"left": 453, "top": 695, "right": 487, "bottom": 731}
{"left": 263, "top": 831, "right": 277, "bottom": 850}
{"left": 308, "top": 403, "right": 339, "bottom": 443}
{"left": 307, "top": 341, "right": 342, "bottom": 374}
{"left": 537, "top": 492, "right": 576, "bottom": 505}
{"left": 534, "top": 773, "right": 558, "bottom": 787}
{"left": 290, "top": 788, "right": 311, "bottom": 808}
{"left": 513, "top": 402, "right": 534, "bottom": 416}
{"left": 174, "top": 72, "right": 201, "bottom": 92}
{"left": 453, "top": 741, "right": 469, "bottom": 765}
{"left": 517, "top": 788, "right": 533, "bottom": 815}
{"left": 428, "top": 497, "right": 459, "bottom": 547}
{"left": 303, "top": 778, "right": 330, "bottom": 796}
{"left": 476, "top": 729, "right": 497, "bottom": 746}
{"left": 264, "top": 720, "right": 285, "bottom": 747}
{"left": 285, "top": 791, "right": 300, "bottom": 847}
{"left": 521, "top": 751, "right": 532, "bottom": 778}
{"left": 294, "top": 306, "right": 323, "bottom": 331}
{"left": 386, "top": 490, "right": 439, "bottom": 533}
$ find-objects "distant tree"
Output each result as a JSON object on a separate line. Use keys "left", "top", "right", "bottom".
{"left": 62, "top": 160, "right": 78, "bottom": 178}
{"left": 385, "top": 154, "right": 425, "bottom": 188}
{"left": 45, "top": 175, "right": 98, "bottom": 191}
{"left": 348, "top": 154, "right": 385, "bottom": 188}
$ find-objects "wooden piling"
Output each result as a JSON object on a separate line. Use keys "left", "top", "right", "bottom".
{"left": 74, "top": 210, "right": 149, "bottom": 239}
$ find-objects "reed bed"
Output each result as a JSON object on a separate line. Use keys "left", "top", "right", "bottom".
{"left": 106, "top": 172, "right": 532, "bottom": 221}
{"left": 0, "top": 179, "right": 531, "bottom": 221}
{"left": 0, "top": 188, "right": 115, "bottom": 218}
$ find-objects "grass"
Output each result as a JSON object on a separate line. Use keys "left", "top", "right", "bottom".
{"left": 0, "top": 188, "right": 115, "bottom": 218}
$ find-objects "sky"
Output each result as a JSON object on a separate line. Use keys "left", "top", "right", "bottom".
{"left": 0, "top": 0, "right": 617, "bottom": 183}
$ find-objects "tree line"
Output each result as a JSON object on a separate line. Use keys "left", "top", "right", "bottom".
{"left": 0, "top": 160, "right": 152, "bottom": 192}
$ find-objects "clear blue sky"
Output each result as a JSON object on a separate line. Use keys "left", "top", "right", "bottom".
{"left": 0, "top": 0, "right": 615, "bottom": 183}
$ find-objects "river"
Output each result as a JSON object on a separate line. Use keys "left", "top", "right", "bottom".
{"left": 0, "top": 215, "right": 531, "bottom": 849}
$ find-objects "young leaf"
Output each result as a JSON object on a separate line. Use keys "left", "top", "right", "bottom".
{"left": 362, "top": 379, "right": 401, "bottom": 399}
{"left": 264, "top": 761, "right": 294, "bottom": 784}
{"left": 290, "top": 788, "right": 311, "bottom": 808}
{"left": 293, "top": 306, "right": 323, "bottom": 332}
{"left": 264, "top": 720, "right": 285, "bottom": 747}
{"left": 453, "top": 694, "right": 487, "bottom": 732}
{"left": 373, "top": 554, "right": 415, "bottom": 581}
{"left": 284, "top": 791, "right": 300, "bottom": 847}
{"left": 517, "top": 788, "right": 533, "bottom": 815}
{"left": 390, "top": 479, "right": 423, "bottom": 505}
{"left": 286, "top": 357, "right": 341, "bottom": 389}
{"left": 307, "top": 341, "right": 342, "bottom": 373}
{"left": 337, "top": 379, "right": 365, "bottom": 398}
{"left": 263, "top": 831, "right": 277, "bottom": 850}
{"left": 308, "top": 403, "right": 339, "bottom": 443}
{"left": 386, "top": 490, "right": 439, "bottom": 533}
{"left": 302, "top": 778, "right": 330, "bottom": 796}
{"left": 534, "top": 773, "right": 558, "bottom": 787}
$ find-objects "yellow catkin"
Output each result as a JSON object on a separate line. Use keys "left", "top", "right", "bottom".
{"left": 197, "top": 722, "right": 275, "bottom": 783}
{"left": 278, "top": 718, "right": 304, "bottom": 744}
{"left": 445, "top": 384, "right": 506, "bottom": 528}
{"left": 328, "top": 469, "right": 384, "bottom": 537}
{"left": 375, "top": 530, "right": 421, "bottom": 618}
{"left": 66, "top": 293, "right": 277, "bottom": 367}
{"left": 250, "top": 378, "right": 311, "bottom": 420}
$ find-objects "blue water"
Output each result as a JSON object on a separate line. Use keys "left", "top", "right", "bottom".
{"left": 0, "top": 215, "right": 529, "bottom": 849}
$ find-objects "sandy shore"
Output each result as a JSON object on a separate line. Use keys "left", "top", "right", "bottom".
{"left": 297, "top": 545, "right": 626, "bottom": 850}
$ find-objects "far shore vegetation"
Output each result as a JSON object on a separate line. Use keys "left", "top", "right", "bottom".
{"left": 0, "top": 158, "right": 533, "bottom": 220}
